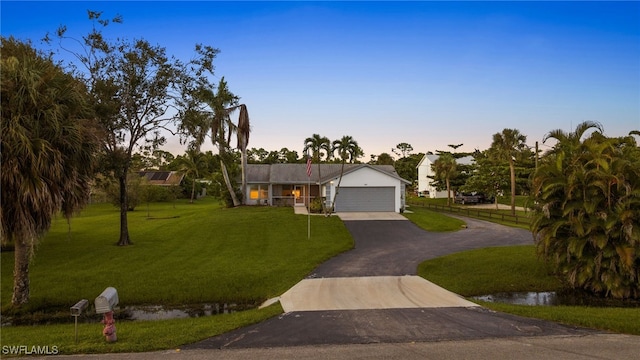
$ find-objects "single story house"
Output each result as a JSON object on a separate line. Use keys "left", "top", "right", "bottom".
{"left": 244, "top": 163, "right": 411, "bottom": 213}
{"left": 415, "top": 155, "right": 474, "bottom": 198}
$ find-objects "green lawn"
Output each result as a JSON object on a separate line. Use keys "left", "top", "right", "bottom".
{"left": 497, "top": 195, "right": 532, "bottom": 209}
{"left": 2, "top": 198, "right": 352, "bottom": 313}
{"left": 406, "top": 197, "right": 531, "bottom": 230}
{"left": 418, "top": 246, "right": 640, "bottom": 335}
{"left": 0, "top": 303, "right": 283, "bottom": 355}
{"left": 403, "top": 206, "right": 466, "bottom": 232}
{"left": 1, "top": 198, "right": 353, "bottom": 355}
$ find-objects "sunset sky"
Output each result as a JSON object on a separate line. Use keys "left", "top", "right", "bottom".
{"left": 3, "top": 1, "right": 639, "bottom": 159}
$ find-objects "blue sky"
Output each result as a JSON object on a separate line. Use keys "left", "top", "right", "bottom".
{"left": 3, "top": 1, "right": 639, "bottom": 159}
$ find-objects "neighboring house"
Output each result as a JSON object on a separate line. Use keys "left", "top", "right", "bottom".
{"left": 244, "top": 164, "right": 411, "bottom": 213}
{"left": 138, "top": 171, "right": 185, "bottom": 186}
{"left": 415, "top": 155, "right": 474, "bottom": 199}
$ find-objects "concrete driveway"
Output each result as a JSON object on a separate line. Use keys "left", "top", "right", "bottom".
{"left": 279, "top": 276, "right": 478, "bottom": 311}
{"left": 335, "top": 212, "right": 408, "bottom": 221}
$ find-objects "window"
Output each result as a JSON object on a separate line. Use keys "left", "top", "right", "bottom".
{"left": 249, "top": 185, "right": 268, "bottom": 200}
{"left": 325, "top": 184, "right": 332, "bottom": 206}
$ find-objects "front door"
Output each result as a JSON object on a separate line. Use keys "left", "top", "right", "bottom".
{"left": 294, "top": 185, "right": 305, "bottom": 206}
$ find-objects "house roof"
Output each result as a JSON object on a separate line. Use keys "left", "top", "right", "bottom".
{"left": 245, "top": 164, "right": 410, "bottom": 184}
{"left": 416, "top": 154, "right": 475, "bottom": 168}
{"left": 138, "top": 171, "right": 185, "bottom": 186}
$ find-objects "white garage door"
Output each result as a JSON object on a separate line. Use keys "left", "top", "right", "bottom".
{"left": 334, "top": 187, "right": 395, "bottom": 212}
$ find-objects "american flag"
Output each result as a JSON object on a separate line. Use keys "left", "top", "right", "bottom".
{"left": 306, "top": 156, "right": 312, "bottom": 177}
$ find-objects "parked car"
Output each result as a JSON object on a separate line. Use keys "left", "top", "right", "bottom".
{"left": 454, "top": 192, "right": 481, "bottom": 204}
{"left": 455, "top": 192, "right": 495, "bottom": 204}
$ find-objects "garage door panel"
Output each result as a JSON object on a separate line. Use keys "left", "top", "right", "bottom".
{"left": 335, "top": 187, "right": 395, "bottom": 212}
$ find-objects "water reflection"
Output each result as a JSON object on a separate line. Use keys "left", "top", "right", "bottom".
{"left": 472, "top": 292, "right": 557, "bottom": 306}
{"left": 472, "top": 291, "right": 640, "bottom": 307}
{"left": 122, "top": 303, "right": 249, "bottom": 321}
{"left": 2, "top": 303, "right": 254, "bottom": 326}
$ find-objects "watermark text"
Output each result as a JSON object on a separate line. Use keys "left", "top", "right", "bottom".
{"left": 2, "top": 345, "right": 59, "bottom": 356}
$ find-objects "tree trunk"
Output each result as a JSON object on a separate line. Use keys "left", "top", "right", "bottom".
{"left": 117, "top": 174, "right": 132, "bottom": 246}
{"left": 12, "top": 237, "right": 31, "bottom": 306}
{"left": 446, "top": 178, "right": 451, "bottom": 206}
{"left": 190, "top": 181, "right": 196, "bottom": 203}
{"left": 509, "top": 157, "right": 516, "bottom": 215}
{"left": 317, "top": 161, "right": 325, "bottom": 215}
{"left": 220, "top": 159, "right": 240, "bottom": 207}
{"left": 241, "top": 148, "right": 247, "bottom": 205}
{"left": 330, "top": 161, "right": 346, "bottom": 215}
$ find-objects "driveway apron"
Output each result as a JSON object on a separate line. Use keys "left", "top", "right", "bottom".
{"left": 185, "top": 215, "right": 604, "bottom": 350}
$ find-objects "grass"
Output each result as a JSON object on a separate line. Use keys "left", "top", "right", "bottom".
{"left": 1, "top": 197, "right": 353, "bottom": 355}
{"left": 0, "top": 303, "right": 283, "bottom": 355}
{"left": 418, "top": 245, "right": 640, "bottom": 335}
{"left": 2, "top": 198, "right": 353, "bottom": 313}
{"left": 418, "top": 246, "right": 561, "bottom": 295}
{"left": 403, "top": 206, "right": 466, "bottom": 232}
{"left": 497, "top": 195, "right": 532, "bottom": 209}
{"left": 407, "top": 195, "right": 531, "bottom": 230}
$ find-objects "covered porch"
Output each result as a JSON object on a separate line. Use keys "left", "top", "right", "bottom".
{"left": 246, "top": 183, "right": 321, "bottom": 207}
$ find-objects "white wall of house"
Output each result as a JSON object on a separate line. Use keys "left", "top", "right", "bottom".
{"left": 324, "top": 166, "right": 405, "bottom": 212}
{"left": 417, "top": 155, "right": 446, "bottom": 198}
{"left": 416, "top": 155, "right": 474, "bottom": 199}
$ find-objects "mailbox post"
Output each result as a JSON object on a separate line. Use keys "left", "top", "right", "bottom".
{"left": 95, "top": 287, "right": 118, "bottom": 342}
{"left": 70, "top": 299, "right": 89, "bottom": 343}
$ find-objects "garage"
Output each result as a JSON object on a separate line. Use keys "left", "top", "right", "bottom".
{"left": 334, "top": 187, "right": 395, "bottom": 212}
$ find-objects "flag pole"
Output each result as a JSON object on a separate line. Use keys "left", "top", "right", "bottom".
{"left": 306, "top": 152, "right": 312, "bottom": 239}
{"left": 308, "top": 174, "right": 310, "bottom": 239}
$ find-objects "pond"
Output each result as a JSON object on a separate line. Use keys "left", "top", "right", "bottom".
{"left": 472, "top": 292, "right": 558, "bottom": 306}
{"left": 121, "top": 303, "right": 250, "bottom": 321}
{"left": 472, "top": 291, "right": 640, "bottom": 307}
{"left": 2, "top": 303, "right": 255, "bottom": 326}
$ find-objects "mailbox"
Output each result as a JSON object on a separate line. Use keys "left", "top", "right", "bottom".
{"left": 95, "top": 287, "right": 119, "bottom": 314}
{"left": 71, "top": 299, "right": 89, "bottom": 316}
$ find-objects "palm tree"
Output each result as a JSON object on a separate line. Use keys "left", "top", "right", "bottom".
{"left": 176, "top": 149, "right": 207, "bottom": 203}
{"left": 186, "top": 77, "right": 249, "bottom": 207}
{"left": 542, "top": 121, "right": 604, "bottom": 153}
{"left": 1, "top": 37, "right": 100, "bottom": 305}
{"left": 491, "top": 128, "right": 527, "bottom": 215}
{"left": 331, "top": 136, "right": 360, "bottom": 212}
{"left": 304, "top": 134, "right": 331, "bottom": 212}
{"left": 431, "top": 153, "right": 457, "bottom": 206}
{"left": 233, "top": 104, "right": 250, "bottom": 204}
{"left": 532, "top": 122, "right": 639, "bottom": 299}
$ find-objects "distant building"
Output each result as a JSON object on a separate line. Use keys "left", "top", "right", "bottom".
{"left": 137, "top": 171, "right": 184, "bottom": 186}
{"left": 415, "top": 155, "right": 474, "bottom": 198}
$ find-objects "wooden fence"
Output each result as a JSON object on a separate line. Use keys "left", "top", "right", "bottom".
{"left": 406, "top": 201, "right": 531, "bottom": 226}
